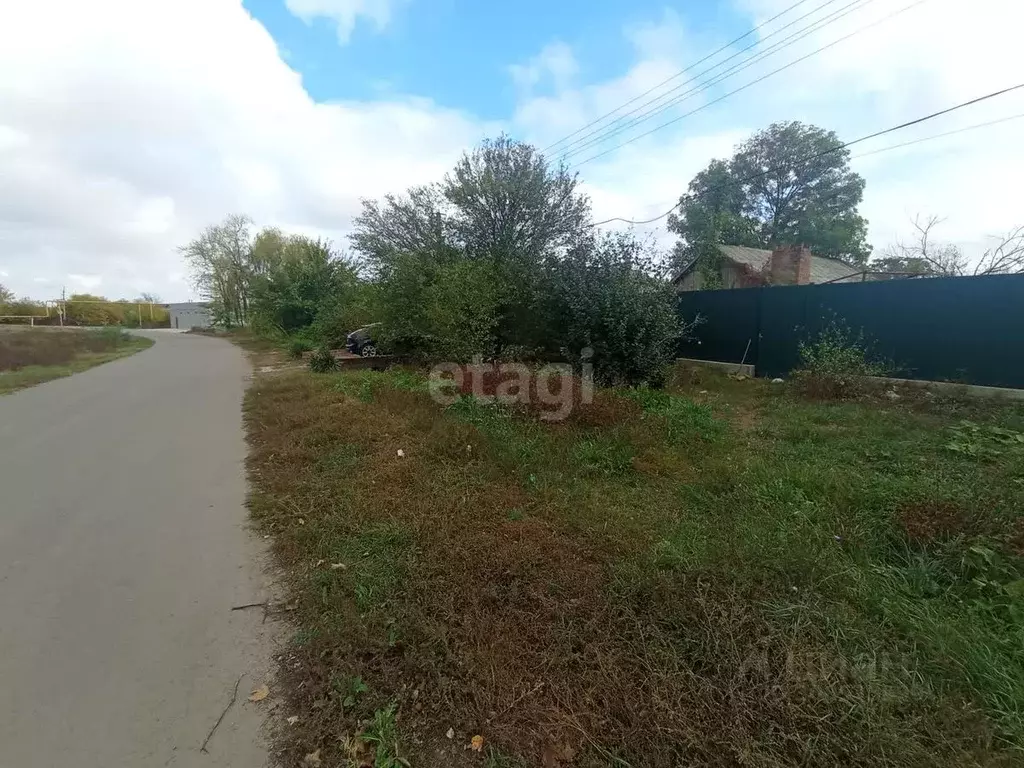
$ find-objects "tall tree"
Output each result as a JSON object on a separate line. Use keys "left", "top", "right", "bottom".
{"left": 667, "top": 159, "right": 758, "bottom": 284}
{"left": 350, "top": 185, "right": 456, "bottom": 279}
{"left": 0, "top": 283, "right": 14, "bottom": 305}
{"left": 352, "top": 135, "right": 592, "bottom": 353}
{"left": 442, "top": 135, "right": 590, "bottom": 263}
{"left": 248, "top": 235, "right": 360, "bottom": 332}
{"left": 179, "top": 214, "right": 254, "bottom": 326}
{"left": 442, "top": 135, "right": 591, "bottom": 350}
{"left": 249, "top": 227, "right": 289, "bottom": 275}
{"left": 669, "top": 122, "right": 871, "bottom": 270}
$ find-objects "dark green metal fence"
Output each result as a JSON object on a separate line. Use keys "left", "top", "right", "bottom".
{"left": 677, "top": 274, "right": 1024, "bottom": 388}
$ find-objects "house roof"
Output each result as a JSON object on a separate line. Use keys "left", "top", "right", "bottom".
{"left": 673, "top": 244, "right": 861, "bottom": 285}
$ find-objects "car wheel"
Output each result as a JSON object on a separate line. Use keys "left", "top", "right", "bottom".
{"left": 360, "top": 343, "right": 378, "bottom": 357}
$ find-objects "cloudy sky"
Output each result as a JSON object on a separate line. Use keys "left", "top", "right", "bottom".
{"left": 1, "top": 0, "right": 1022, "bottom": 301}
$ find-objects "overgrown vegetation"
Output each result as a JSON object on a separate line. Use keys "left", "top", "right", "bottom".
{"left": 186, "top": 136, "right": 688, "bottom": 387}
{"left": 793, "top": 321, "right": 891, "bottom": 399}
{"left": 0, "top": 327, "right": 152, "bottom": 393}
{"left": 245, "top": 361, "right": 1024, "bottom": 767}
{"left": 307, "top": 346, "right": 338, "bottom": 373}
{"left": 0, "top": 289, "right": 169, "bottom": 327}
{"left": 350, "top": 138, "right": 685, "bottom": 385}
{"left": 667, "top": 122, "right": 872, "bottom": 272}
{"left": 179, "top": 216, "right": 373, "bottom": 334}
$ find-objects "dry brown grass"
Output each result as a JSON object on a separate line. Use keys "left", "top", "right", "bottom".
{"left": 243, "top": 365, "right": 1024, "bottom": 768}
{"left": 0, "top": 328, "right": 151, "bottom": 394}
{"left": 0, "top": 328, "right": 127, "bottom": 370}
{"left": 898, "top": 501, "right": 979, "bottom": 545}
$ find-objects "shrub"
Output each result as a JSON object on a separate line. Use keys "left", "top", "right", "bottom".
{"left": 286, "top": 337, "right": 314, "bottom": 359}
{"left": 94, "top": 327, "right": 132, "bottom": 347}
{"left": 547, "top": 233, "right": 687, "bottom": 386}
{"left": 311, "top": 281, "right": 380, "bottom": 349}
{"left": 349, "top": 138, "right": 686, "bottom": 386}
{"left": 308, "top": 346, "right": 338, "bottom": 373}
{"left": 794, "top": 321, "right": 890, "bottom": 399}
{"left": 422, "top": 260, "right": 500, "bottom": 360}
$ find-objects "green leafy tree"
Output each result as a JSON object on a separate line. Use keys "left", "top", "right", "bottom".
{"left": 422, "top": 260, "right": 500, "bottom": 361}
{"left": 179, "top": 214, "right": 254, "bottom": 327}
{"left": 667, "top": 159, "right": 757, "bottom": 282}
{"left": 442, "top": 135, "right": 590, "bottom": 351}
{"left": 352, "top": 135, "right": 591, "bottom": 355}
{"left": 669, "top": 122, "right": 871, "bottom": 270}
{"left": 249, "top": 235, "right": 359, "bottom": 334}
{"left": 350, "top": 186, "right": 457, "bottom": 279}
{"left": 443, "top": 135, "right": 590, "bottom": 263}
{"left": 249, "top": 227, "right": 289, "bottom": 274}
{"left": 0, "top": 283, "right": 14, "bottom": 305}
{"left": 350, "top": 136, "right": 684, "bottom": 384}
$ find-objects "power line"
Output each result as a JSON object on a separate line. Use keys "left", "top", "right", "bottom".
{"left": 573, "top": 0, "right": 928, "bottom": 170}
{"left": 541, "top": 0, "right": 817, "bottom": 155}
{"left": 555, "top": 0, "right": 872, "bottom": 162}
{"left": 587, "top": 84, "right": 1024, "bottom": 228}
{"left": 551, "top": 0, "right": 853, "bottom": 159}
{"left": 849, "top": 112, "right": 1024, "bottom": 159}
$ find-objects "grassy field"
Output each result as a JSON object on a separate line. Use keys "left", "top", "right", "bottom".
{"left": 0, "top": 327, "right": 153, "bottom": 394}
{"left": 243, "top": 360, "right": 1024, "bottom": 768}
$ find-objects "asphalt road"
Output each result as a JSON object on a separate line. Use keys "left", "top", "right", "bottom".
{"left": 0, "top": 331, "right": 277, "bottom": 767}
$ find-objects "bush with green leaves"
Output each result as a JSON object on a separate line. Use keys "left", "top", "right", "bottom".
{"left": 248, "top": 235, "right": 362, "bottom": 333}
{"left": 547, "top": 233, "right": 686, "bottom": 386}
{"left": 795, "top": 321, "right": 891, "bottom": 398}
{"left": 421, "top": 260, "right": 500, "bottom": 360}
{"left": 286, "top": 337, "right": 314, "bottom": 359}
{"left": 307, "top": 345, "right": 338, "bottom": 373}
{"left": 350, "top": 136, "right": 684, "bottom": 384}
{"left": 311, "top": 281, "right": 379, "bottom": 349}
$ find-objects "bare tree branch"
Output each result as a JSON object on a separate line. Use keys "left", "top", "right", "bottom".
{"left": 877, "top": 214, "right": 1024, "bottom": 278}
{"left": 975, "top": 225, "right": 1024, "bottom": 276}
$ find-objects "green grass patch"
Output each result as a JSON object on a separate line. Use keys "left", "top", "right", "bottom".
{"left": 361, "top": 704, "right": 407, "bottom": 768}
{"left": 244, "top": 364, "right": 1024, "bottom": 767}
{"left": 622, "top": 385, "right": 726, "bottom": 445}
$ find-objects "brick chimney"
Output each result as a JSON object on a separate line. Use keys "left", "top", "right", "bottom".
{"left": 770, "top": 245, "right": 812, "bottom": 285}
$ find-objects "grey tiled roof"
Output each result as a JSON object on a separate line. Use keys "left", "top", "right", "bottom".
{"left": 714, "top": 244, "right": 860, "bottom": 284}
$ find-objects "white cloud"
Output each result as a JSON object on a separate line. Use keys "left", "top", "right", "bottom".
{"left": 0, "top": 0, "right": 492, "bottom": 300}
{"left": 508, "top": 42, "right": 579, "bottom": 94}
{"left": 284, "top": 0, "right": 399, "bottom": 44}
{"left": 512, "top": 0, "right": 1024, "bottom": 257}
{"left": 1, "top": 0, "right": 1022, "bottom": 303}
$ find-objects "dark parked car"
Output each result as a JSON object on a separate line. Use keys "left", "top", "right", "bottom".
{"left": 346, "top": 323, "right": 381, "bottom": 357}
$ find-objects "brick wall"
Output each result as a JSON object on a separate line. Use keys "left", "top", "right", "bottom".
{"left": 770, "top": 245, "right": 812, "bottom": 285}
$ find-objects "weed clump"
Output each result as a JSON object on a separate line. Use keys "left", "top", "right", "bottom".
{"left": 793, "top": 321, "right": 890, "bottom": 399}
{"left": 286, "top": 337, "right": 314, "bottom": 359}
{"left": 307, "top": 346, "right": 338, "bottom": 373}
